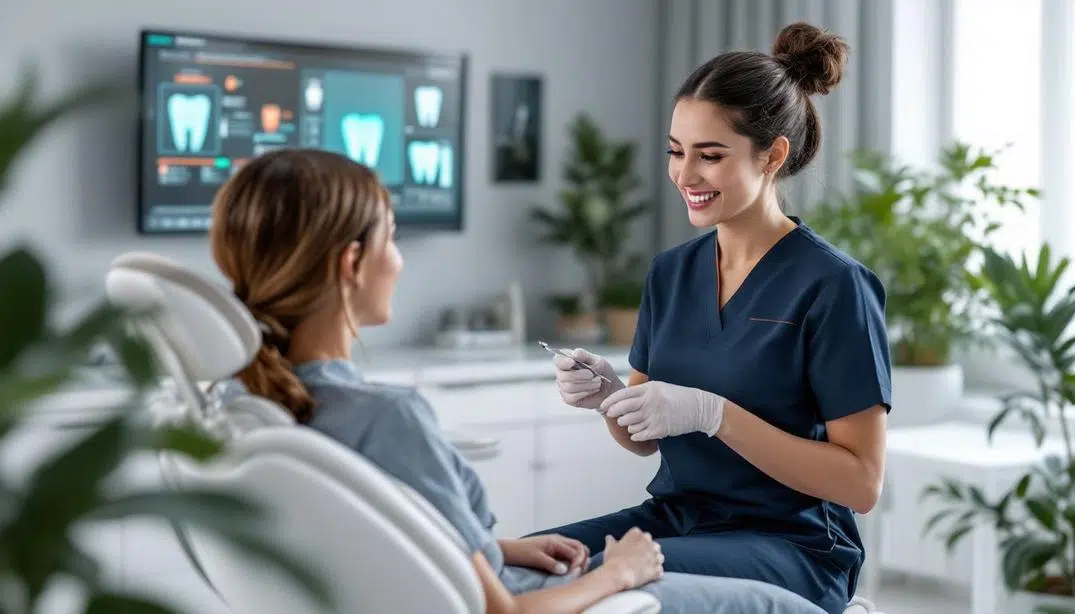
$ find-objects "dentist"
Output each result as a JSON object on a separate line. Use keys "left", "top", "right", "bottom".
{"left": 539, "top": 22, "right": 891, "bottom": 614}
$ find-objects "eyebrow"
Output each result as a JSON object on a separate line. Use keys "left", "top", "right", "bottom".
{"left": 668, "top": 135, "right": 729, "bottom": 149}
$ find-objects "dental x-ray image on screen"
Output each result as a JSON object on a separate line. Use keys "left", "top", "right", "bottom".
{"left": 491, "top": 73, "right": 541, "bottom": 182}
{"left": 136, "top": 29, "right": 467, "bottom": 234}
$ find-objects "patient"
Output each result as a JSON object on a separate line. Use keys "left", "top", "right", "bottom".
{"left": 209, "top": 148, "right": 825, "bottom": 614}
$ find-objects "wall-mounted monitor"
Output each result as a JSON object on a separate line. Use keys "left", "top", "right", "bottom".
{"left": 136, "top": 29, "right": 467, "bottom": 234}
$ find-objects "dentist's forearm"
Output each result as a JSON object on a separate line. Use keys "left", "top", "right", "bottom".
{"left": 715, "top": 402, "right": 882, "bottom": 514}
{"left": 604, "top": 370, "right": 658, "bottom": 457}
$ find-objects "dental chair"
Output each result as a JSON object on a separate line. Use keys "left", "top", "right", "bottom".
{"left": 103, "top": 251, "right": 661, "bottom": 614}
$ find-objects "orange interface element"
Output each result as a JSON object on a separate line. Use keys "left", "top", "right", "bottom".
{"left": 158, "top": 157, "right": 249, "bottom": 168}
{"left": 174, "top": 73, "right": 211, "bottom": 85}
{"left": 261, "top": 104, "right": 281, "bottom": 133}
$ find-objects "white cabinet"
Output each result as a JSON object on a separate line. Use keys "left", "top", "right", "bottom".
{"left": 535, "top": 416, "right": 660, "bottom": 531}
{"left": 416, "top": 371, "right": 659, "bottom": 539}
{"left": 879, "top": 420, "right": 1061, "bottom": 611}
{"left": 880, "top": 452, "right": 975, "bottom": 580}
{"left": 464, "top": 425, "right": 538, "bottom": 539}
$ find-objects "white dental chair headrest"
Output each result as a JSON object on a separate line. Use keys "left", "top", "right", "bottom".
{"left": 106, "top": 251, "right": 260, "bottom": 381}
{"left": 105, "top": 251, "right": 270, "bottom": 421}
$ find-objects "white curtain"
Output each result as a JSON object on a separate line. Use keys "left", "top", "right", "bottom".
{"left": 653, "top": 0, "right": 895, "bottom": 249}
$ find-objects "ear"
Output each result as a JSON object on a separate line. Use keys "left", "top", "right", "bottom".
{"left": 338, "top": 241, "right": 363, "bottom": 289}
{"left": 765, "top": 136, "right": 791, "bottom": 175}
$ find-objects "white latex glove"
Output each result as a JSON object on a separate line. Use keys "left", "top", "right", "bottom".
{"left": 600, "top": 381, "right": 725, "bottom": 441}
{"left": 553, "top": 348, "right": 624, "bottom": 410}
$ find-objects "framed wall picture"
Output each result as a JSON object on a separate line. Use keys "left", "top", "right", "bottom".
{"left": 491, "top": 73, "right": 542, "bottom": 182}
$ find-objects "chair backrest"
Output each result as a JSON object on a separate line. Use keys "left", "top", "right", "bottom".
{"left": 105, "top": 251, "right": 485, "bottom": 614}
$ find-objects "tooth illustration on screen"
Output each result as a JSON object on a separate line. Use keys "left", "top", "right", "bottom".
{"left": 341, "top": 113, "right": 384, "bottom": 167}
{"left": 414, "top": 85, "right": 443, "bottom": 128}
{"left": 167, "top": 93, "right": 212, "bottom": 152}
{"left": 437, "top": 144, "right": 453, "bottom": 189}
{"left": 305, "top": 78, "right": 324, "bottom": 112}
{"left": 408, "top": 141, "right": 442, "bottom": 184}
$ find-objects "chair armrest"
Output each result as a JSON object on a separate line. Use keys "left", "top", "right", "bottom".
{"left": 445, "top": 429, "right": 501, "bottom": 462}
{"left": 844, "top": 596, "right": 878, "bottom": 613}
{"left": 581, "top": 590, "right": 661, "bottom": 614}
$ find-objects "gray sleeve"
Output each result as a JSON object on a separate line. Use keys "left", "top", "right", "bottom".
{"left": 359, "top": 391, "right": 499, "bottom": 559}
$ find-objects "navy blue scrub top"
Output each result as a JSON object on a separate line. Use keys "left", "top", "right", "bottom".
{"left": 629, "top": 216, "right": 892, "bottom": 571}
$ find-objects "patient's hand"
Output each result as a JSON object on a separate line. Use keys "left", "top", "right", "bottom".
{"left": 600, "top": 527, "right": 664, "bottom": 590}
{"left": 500, "top": 535, "right": 590, "bottom": 575}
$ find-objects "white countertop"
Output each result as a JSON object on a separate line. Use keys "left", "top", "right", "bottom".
{"left": 887, "top": 418, "right": 1067, "bottom": 467}
{"left": 20, "top": 344, "right": 633, "bottom": 420}
{"left": 354, "top": 344, "right": 632, "bottom": 384}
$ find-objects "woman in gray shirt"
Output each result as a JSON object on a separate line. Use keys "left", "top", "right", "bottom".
{"left": 208, "top": 148, "right": 826, "bottom": 614}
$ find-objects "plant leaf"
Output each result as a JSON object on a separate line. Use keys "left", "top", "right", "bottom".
{"left": 0, "top": 247, "right": 48, "bottom": 370}
{"left": 944, "top": 523, "right": 974, "bottom": 551}
{"left": 84, "top": 489, "right": 264, "bottom": 525}
{"left": 83, "top": 591, "right": 180, "bottom": 614}
{"left": 151, "top": 424, "right": 223, "bottom": 461}
{"left": 1025, "top": 497, "right": 1058, "bottom": 530}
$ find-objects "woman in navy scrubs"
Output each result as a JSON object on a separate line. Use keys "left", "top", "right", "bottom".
{"left": 536, "top": 22, "right": 891, "bottom": 614}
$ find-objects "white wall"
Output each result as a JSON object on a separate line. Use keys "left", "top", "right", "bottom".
{"left": 0, "top": 0, "right": 659, "bottom": 346}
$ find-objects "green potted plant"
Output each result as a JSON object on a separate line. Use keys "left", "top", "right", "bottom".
{"left": 530, "top": 113, "right": 650, "bottom": 343}
{"left": 808, "top": 142, "right": 1038, "bottom": 425}
{"left": 920, "top": 243, "right": 1075, "bottom": 613}
{"left": 0, "top": 66, "right": 329, "bottom": 614}
{"left": 599, "top": 277, "right": 646, "bottom": 346}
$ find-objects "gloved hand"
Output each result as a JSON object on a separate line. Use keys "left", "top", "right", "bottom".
{"left": 553, "top": 348, "right": 624, "bottom": 410}
{"left": 600, "top": 381, "right": 725, "bottom": 441}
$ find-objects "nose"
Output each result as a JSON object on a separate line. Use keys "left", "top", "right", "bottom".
{"left": 671, "top": 156, "right": 702, "bottom": 188}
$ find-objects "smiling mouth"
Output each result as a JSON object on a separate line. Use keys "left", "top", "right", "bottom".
{"left": 684, "top": 190, "right": 719, "bottom": 208}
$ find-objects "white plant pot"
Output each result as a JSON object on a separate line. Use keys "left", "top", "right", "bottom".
{"left": 1006, "top": 589, "right": 1075, "bottom": 613}
{"left": 888, "top": 363, "right": 964, "bottom": 427}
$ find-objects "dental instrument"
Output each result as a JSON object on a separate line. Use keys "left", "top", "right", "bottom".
{"left": 537, "top": 340, "right": 613, "bottom": 383}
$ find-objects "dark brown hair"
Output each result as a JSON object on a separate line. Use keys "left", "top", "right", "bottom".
{"left": 675, "top": 22, "right": 849, "bottom": 177}
{"left": 210, "top": 149, "right": 390, "bottom": 422}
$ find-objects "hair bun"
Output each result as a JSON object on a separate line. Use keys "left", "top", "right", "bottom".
{"left": 772, "top": 22, "right": 848, "bottom": 96}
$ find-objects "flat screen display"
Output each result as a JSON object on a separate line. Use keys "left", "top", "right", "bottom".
{"left": 136, "top": 29, "right": 467, "bottom": 234}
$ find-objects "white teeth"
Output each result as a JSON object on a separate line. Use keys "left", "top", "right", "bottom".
{"left": 167, "top": 93, "right": 212, "bottom": 153}
{"left": 436, "top": 144, "right": 453, "bottom": 188}
{"left": 341, "top": 113, "right": 385, "bottom": 167}
{"left": 408, "top": 140, "right": 454, "bottom": 187}
{"left": 414, "top": 85, "right": 443, "bottom": 128}
{"left": 687, "top": 191, "right": 717, "bottom": 203}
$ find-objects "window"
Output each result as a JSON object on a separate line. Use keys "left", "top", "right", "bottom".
{"left": 951, "top": 0, "right": 1043, "bottom": 260}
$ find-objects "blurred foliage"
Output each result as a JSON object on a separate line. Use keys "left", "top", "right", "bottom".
{"left": 530, "top": 113, "right": 650, "bottom": 314}
{"left": 922, "top": 245, "right": 1075, "bottom": 607}
{"left": 809, "top": 143, "right": 1039, "bottom": 366}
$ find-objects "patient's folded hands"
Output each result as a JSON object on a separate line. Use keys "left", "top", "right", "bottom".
{"left": 600, "top": 527, "right": 665, "bottom": 590}
{"left": 552, "top": 348, "right": 624, "bottom": 410}
{"left": 500, "top": 534, "right": 590, "bottom": 575}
